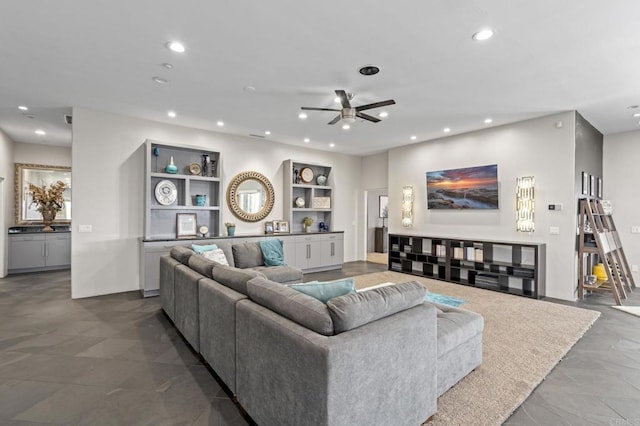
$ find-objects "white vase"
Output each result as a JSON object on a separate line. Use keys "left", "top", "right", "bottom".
{"left": 304, "top": 225, "right": 311, "bottom": 233}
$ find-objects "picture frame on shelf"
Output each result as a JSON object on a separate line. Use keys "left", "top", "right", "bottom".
{"left": 264, "top": 221, "right": 274, "bottom": 234}
{"left": 176, "top": 213, "right": 197, "bottom": 239}
{"left": 272, "top": 220, "right": 281, "bottom": 233}
{"left": 278, "top": 221, "right": 289, "bottom": 233}
{"left": 581, "top": 171, "right": 589, "bottom": 195}
{"left": 589, "top": 174, "right": 595, "bottom": 196}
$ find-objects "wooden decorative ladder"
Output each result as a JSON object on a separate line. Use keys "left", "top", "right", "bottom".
{"left": 577, "top": 198, "right": 636, "bottom": 305}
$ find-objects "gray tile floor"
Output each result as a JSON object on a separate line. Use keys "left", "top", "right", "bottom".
{"left": 1, "top": 264, "right": 639, "bottom": 425}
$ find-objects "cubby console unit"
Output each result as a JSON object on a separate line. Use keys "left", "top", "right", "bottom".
{"left": 388, "top": 234, "right": 546, "bottom": 299}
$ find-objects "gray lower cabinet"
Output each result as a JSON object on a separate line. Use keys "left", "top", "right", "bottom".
{"left": 140, "top": 231, "right": 344, "bottom": 297}
{"left": 8, "top": 233, "right": 71, "bottom": 273}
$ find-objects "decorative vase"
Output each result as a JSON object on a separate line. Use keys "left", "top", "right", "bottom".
{"left": 195, "top": 194, "right": 207, "bottom": 206}
{"left": 227, "top": 226, "right": 236, "bottom": 237}
{"left": 304, "top": 225, "right": 311, "bottom": 233}
{"left": 165, "top": 156, "right": 178, "bottom": 174}
{"left": 41, "top": 208, "right": 57, "bottom": 232}
{"left": 316, "top": 174, "right": 327, "bottom": 186}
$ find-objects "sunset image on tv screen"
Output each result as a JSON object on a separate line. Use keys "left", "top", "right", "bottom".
{"left": 426, "top": 164, "right": 498, "bottom": 209}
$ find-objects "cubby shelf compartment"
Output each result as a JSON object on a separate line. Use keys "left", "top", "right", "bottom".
{"left": 388, "top": 234, "right": 546, "bottom": 299}
{"left": 283, "top": 159, "right": 334, "bottom": 233}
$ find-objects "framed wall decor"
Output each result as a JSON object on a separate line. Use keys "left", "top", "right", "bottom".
{"left": 15, "top": 163, "right": 72, "bottom": 224}
{"left": 379, "top": 195, "right": 389, "bottom": 218}
{"left": 597, "top": 177, "right": 603, "bottom": 199}
{"left": 589, "top": 174, "right": 595, "bottom": 197}
{"left": 581, "top": 172, "right": 589, "bottom": 196}
{"left": 176, "top": 213, "right": 197, "bottom": 239}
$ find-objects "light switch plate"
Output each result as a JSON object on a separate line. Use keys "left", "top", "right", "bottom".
{"left": 632, "top": 226, "right": 640, "bottom": 234}
{"left": 78, "top": 224, "right": 92, "bottom": 233}
{"left": 549, "top": 226, "right": 560, "bottom": 235}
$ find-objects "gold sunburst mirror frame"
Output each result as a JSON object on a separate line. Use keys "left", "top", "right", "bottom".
{"left": 226, "top": 171, "right": 275, "bottom": 222}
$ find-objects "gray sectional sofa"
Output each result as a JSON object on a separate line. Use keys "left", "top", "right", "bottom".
{"left": 159, "top": 240, "right": 483, "bottom": 425}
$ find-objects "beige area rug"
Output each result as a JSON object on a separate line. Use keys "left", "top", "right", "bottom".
{"left": 611, "top": 305, "right": 640, "bottom": 318}
{"left": 353, "top": 271, "right": 601, "bottom": 426}
{"left": 366, "top": 252, "right": 388, "bottom": 265}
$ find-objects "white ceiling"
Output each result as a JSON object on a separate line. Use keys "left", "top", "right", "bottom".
{"left": 1, "top": 1, "right": 640, "bottom": 155}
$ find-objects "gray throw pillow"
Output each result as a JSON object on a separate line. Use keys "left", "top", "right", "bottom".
{"left": 246, "top": 277, "right": 334, "bottom": 336}
{"left": 232, "top": 242, "right": 265, "bottom": 269}
{"left": 212, "top": 264, "right": 265, "bottom": 295}
{"left": 327, "top": 281, "right": 427, "bottom": 334}
{"left": 170, "top": 246, "right": 193, "bottom": 265}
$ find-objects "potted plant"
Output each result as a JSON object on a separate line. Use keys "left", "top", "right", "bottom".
{"left": 302, "top": 217, "right": 313, "bottom": 233}
{"left": 28, "top": 181, "right": 67, "bottom": 232}
{"left": 225, "top": 222, "right": 236, "bottom": 237}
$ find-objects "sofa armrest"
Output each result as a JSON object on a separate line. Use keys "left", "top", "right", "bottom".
{"left": 235, "top": 300, "right": 437, "bottom": 426}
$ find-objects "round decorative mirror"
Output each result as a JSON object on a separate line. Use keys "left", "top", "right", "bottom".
{"left": 227, "top": 171, "right": 275, "bottom": 222}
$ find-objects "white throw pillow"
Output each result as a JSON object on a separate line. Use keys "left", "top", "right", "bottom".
{"left": 202, "top": 248, "right": 229, "bottom": 266}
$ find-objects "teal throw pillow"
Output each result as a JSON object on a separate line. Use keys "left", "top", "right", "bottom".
{"left": 289, "top": 278, "right": 356, "bottom": 304}
{"left": 259, "top": 239, "right": 285, "bottom": 266}
{"left": 192, "top": 243, "right": 218, "bottom": 254}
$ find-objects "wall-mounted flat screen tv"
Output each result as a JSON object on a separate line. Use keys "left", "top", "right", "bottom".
{"left": 426, "top": 164, "right": 499, "bottom": 209}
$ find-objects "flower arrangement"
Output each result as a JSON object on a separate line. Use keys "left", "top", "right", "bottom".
{"left": 224, "top": 222, "right": 236, "bottom": 227}
{"left": 28, "top": 181, "right": 67, "bottom": 214}
{"left": 302, "top": 217, "right": 313, "bottom": 226}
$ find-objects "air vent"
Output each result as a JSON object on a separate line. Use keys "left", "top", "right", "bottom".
{"left": 63, "top": 114, "right": 72, "bottom": 125}
{"left": 249, "top": 134, "right": 265, "bottom": 139}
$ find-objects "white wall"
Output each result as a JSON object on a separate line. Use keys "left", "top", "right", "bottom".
{"left": 603, "top": 130, "right": 640, "bottom": 282}
{"left": 14, "top": 142, "right": 71, "bottom": 167}
{"left": 388, "top": 112, "right": 578, "bottom": 300}
{"left": 72, "top": 108, "right": 363, "bottom": 298}
{"left": 361, "top": 152, "right": 389, "bottom": 257}
{"left": 0, "top": 129, "right": 15, "bottom": 277}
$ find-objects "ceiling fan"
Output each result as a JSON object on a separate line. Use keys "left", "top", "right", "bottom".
{"left": 301, "top": 90, "right": 396, "bottom": 125}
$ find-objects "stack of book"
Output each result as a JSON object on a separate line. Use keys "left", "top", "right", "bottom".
{"left": 453, "top": 247, "right": 464, "bottom": 260}
{"left": 435, "top": 244, "right": 446, "bottom": 257}
{"left": 475, "top": 273, "right": 499, "bottom": 287}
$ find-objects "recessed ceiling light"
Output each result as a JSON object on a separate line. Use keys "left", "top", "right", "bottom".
{"left": 216, "top": 121, "right": 224, "bottom": 127}
{"left": 472, "top": 29, "right": 494, "bottom": 41}
{"left": 265, "top": 130, "right": 271, "bottom": 135}
{"left": 152, "top": 76, "right": 169, "bottom": 84}
{"left": 167, "top": 111, "right": 176, "bottom": 118}
{"left": 359, "top": 65, "right": 380, "bottom": 76}
{"left": 18, "top": 105, "right": 28, "bottom": 111}
{"left": 34, "top": 129, "right": 46, "bottom": 135}
{"left": 410, "top": 135, "right": 417, "bottom": 141}
{"left": 243, "top": 85, "right": 256, "bottom": 92}
{"left": 329, "top": 143, "right": 336, "bottom": 148}
{"left": 298, "top": 112, "right": 308, "bottom": 119}
{"left": 342, "top": 124, "right": 351, "bottom": 130}
{"left": 378, "top": 111, "right": 388, "bottom": 118}
{"left": 166, "top": 41, "right": 186, "bottom": 53}
{"left": 484, "top": 118, "right": 493, "bottom": 124}
{"left": 633, "top": 113, "right": 640, "bottom": 117}
{"left": 443, "top": 127, "right": 451, "bottom": 133}
{"left": 162, "top": 63, "right": 173, "bottom": 69}
{"left": 304, "top": 138, "right": 310, "bottom": 143}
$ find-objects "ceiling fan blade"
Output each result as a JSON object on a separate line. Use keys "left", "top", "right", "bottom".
{"left": 356, "top": 112, "right": 381, "bottom": 123}
{"left": 301, "top": 107, "right": 340, "bottom": 111}
{"left": 355, "top": 99, "right": 396, "bottom": 111}
{"left": 328, "top": 115, "right": 342, "bottom": 125}
{"left": 335, "top": 90, "right": 351, "bottom": 109}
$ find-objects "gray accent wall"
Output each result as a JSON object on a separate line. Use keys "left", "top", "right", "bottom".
{"left": 575, "top": 112, "right": 603, "bottom": 198}
{"left": 366, "top": 189, "right": 387, "bottom": 253}
{"left": 387, "top": 111, "right": 579, "bottom": 301}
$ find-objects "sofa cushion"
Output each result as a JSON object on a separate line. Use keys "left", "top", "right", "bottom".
{"left": 246, "top": 277, "right": 334, "bottom": 336}
{"left": 188, "top": 254, "right": 216, "bottom": 278}
{"left": 289, "top": 278, "right": 355, "bottom": 304}
{"left": 215, "top": 242, "right": 235, "bottom": 268}
{"left": 212, "top": 264, "right": 266, "bottom": 295}
{"left": 432, "top": 304, "right": 484, "bottom": 357}
{"left": 233, "top": 242, "right": 265, "bottom": 269}
{"left": 191, "top": 243, "right": 218, "bottom": 254}
{"left": 259, "top": 239, "right": 285, "bottom": 266}
{"left": 251, "top": 265, "right": 303, "bottom": 284}
{"left": 202, "top": 248, "right": 230, "bottom": 266}
{"left": 327, "top": 281, "right": 427, "bottom": 334}
{"left": 170, "top": 246, "right": 193, "bottom": 265}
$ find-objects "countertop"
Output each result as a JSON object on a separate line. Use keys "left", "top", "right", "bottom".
{"left": 8, "top": 225, "right": 71, "bottom": 234}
